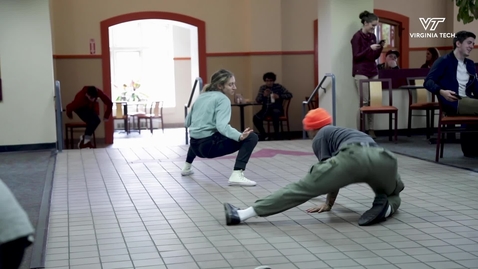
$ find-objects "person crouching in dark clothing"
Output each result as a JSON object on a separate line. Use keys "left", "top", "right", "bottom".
{"left": 66, "top": 86, "right": 113, "bottom": 149}
{"left": 253, "top": 72, "right": 293, "bottom": 140}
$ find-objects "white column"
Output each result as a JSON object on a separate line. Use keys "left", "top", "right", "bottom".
{"left": 318, "top": 0, "right": 374, "bottom": 128}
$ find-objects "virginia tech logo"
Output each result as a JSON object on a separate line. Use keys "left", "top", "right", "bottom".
{"left": 419, "top": 18, "right": 446, "bottom": 31}
{"left": 410, "top": 18, "right": 454, "bottom": 38}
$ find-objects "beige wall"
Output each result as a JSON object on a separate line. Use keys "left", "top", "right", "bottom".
{"left": 48, "top": 0, "right": 478, "bottom": 143}
{"left": 172, "top": 24, "right": 193, "bottom": 127}
{"left": 0, "top": 0, "right": 56, "bottom": 147}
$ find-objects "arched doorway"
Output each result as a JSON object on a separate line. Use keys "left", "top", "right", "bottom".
{"left": 100, "top": 11, "right": 207, "bottom": 145}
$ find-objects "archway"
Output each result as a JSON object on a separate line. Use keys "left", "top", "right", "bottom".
{"left": 100, "top": 11, "right": 207, "bottom": 145}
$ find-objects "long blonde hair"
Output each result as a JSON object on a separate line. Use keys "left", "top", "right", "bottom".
{"left": 202, "top": 69, "right": 234, "bottom": 93}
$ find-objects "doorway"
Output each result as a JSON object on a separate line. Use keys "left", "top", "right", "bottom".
{"left": 375, "top": 18, "right": 402, "bottom": 67}
{"left": 100, "top": 11, "right": 207, "bottom": 145}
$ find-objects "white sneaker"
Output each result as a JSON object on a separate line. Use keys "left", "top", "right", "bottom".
{"left": 181, "top": 163, "right": 194, "bottom": 176}
{"left": 77, "top": 135, "right": 84, "bottom": 149}
{"left": 228, "top": 170, "right": 256, "bottom": 186}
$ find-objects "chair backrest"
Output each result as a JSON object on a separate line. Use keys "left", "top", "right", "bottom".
{"left": 282, "top": 98, "right": 291, "bottom": 116}
{"left": 359, "top": 78, "right": 393, "bottom": 107}
{"left": 151, "top": 101, "right": 163, "bottom": 117}
{"left": 115, "top": 103, "right": 124, "bottom": 118}
{"left": 407, "top": 77, "right": 429, "bottom": 103}
{"left": 305, "top": 96, "right": 318, "bottom": 110}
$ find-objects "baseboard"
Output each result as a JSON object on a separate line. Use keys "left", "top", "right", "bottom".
{"left": 283, "top": 127, "right": 438, "bottom": 140}
{"left": 29, "top": 150, "right": 57, "bottom": 269}
{"left": 0, "top": 143, "right": 56, "bottom": 153}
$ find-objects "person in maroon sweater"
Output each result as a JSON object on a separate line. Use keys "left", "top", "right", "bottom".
{"left": 66, "top": 86, "right": 113, "bottom": 148}
{"left": 351, "top": 10, "right": 383, "bottom": 138}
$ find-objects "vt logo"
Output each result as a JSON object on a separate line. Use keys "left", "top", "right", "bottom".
{"left": 419, "top": 18, "right": 446, "bottom": 31}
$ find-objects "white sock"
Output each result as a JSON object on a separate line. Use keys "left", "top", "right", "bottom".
{"left": 184, "top": 162, "right": 192, "bottom": 169}
{"left": 84, "top": 135, "right": 91, "bottom": 143}
{"left": 385, "top": 205, "right": 392, "bottom": 218}
{"left": 237, "top": 207, "right": 257, "bottom": 221}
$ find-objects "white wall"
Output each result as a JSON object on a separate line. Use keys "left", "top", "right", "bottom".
{"left": 0, "top": 0, "right": 56, "bottom": 146}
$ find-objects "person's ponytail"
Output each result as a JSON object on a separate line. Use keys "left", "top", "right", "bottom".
{"left": 201, "top": 83, "right": 211, "bottom": 93}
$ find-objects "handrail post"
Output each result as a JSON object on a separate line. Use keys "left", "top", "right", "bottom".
{"left": 54, "top": 81, "right": 63, "bottom": 152}
{"left": 330, "top": 73, "right": 336, "bottom": 126}
{"left": 184, "top": 77, "right": 203, "bottom": 145}
{"left": 302, "top": 73, "right": 336, "bottom": 139}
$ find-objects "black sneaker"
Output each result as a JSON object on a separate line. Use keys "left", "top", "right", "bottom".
{"left": 358, "top": 194, "right": 389, "bottom": 226}
{"left": 224, "top": 203, "right": 241, "bottom": 226}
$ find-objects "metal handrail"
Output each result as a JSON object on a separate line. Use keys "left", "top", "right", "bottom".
{"left": 54, "top": 81, "right": 64, "bottom": 152}
{"left": 184, "top": 77, "right": 203, "bottom": 144}
{"left": 301, "top": 73, "right": 336, "bottom": 139}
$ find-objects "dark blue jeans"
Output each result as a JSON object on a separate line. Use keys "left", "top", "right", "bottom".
{"left": 74, "top": 106, "right": 101, "bottom": 136}
{"left": 186, "top": 132, "right": 258, "bottom": 170}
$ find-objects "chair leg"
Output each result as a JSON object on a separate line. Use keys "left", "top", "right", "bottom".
{"left": 430, "top": 110, "right": 435, "bottom": 137}
{"left": 407, "top": 108, "right": 412, "bottom": 137}
{"left": 150, "top": 118, "right": 153, "bottom": 134}
{"left": 360, "top": 113, "right": 364, "bottom": 132}
{"left": 435, "top": 124, "right": 441, "bottom": 162}
{"left": 394, "top": 112, "right": 398, "bottom": 142}
{"left": 161, "top": 118, "right": 164, "bottom": 133}
{"left": 65, "top": 126, "right": 69, "bottom": 149}
{"left": 92, "top": 132, "right": 97, "bottom": 148}
{"left": 138, "top": 118, "right": 141, "bottom": 134}
{"left": 440, "top": 131, "right": 445, "bottom": 158}
{"left": 286, "top": 120, "right": 291, "bottom": 140}
{"left": 388, "top": 113, "right": 392, "bottom": 141}
{"left": 425, "top": 109, "right": 430, "bottom": 139}
{"left": 70, "top": 127, "right": 74, "bottom": 149}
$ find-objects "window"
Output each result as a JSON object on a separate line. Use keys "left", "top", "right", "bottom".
{"left": 375, "top": 19, "right": 401, "bottom": 66}
{"left": 110, "top": 20, "right": 176, "bottom": 107}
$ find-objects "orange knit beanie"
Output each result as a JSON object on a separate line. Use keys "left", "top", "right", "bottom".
{"left": 302, "top": 108, "right": 332, "bottom": 131}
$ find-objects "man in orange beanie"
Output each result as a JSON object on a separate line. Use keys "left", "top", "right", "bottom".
{"left": 224, "top": 108, "right": 404, "bottom": 226}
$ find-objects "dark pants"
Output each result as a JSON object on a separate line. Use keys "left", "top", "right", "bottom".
{"left": 457, "top": 98, "right": 478, "bottom": 157}
{"left": 253, "top": 108, "right": 282, "bottom": 138}
{"left": 74, "top": 107, "right": 101, "bottom": 136}
{"left": 0, "top": 236, "right": 32, "bottom": 269}
{"left": 186, "top": 132, "right": 258, "bottom": 170}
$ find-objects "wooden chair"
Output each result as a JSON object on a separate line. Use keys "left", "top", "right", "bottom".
{"left": 359, "top": 78, "right": 398, "bottom": 142}
{"left": 305, "top": 96, "right": 318, "bottom": 110}
{"left": 435, "top": 98, "right": 478, "bottom": 162}
{"left": 265, "top": 98, "right": 292, "bottom": 139}
{"left": 114, "top": 102, "right": 131, "bottom": 133}
{"left": 406, "top": 77, "right": 439, "bottom": 138}
{"left": 136, "top": 101, "right": 164, "bottom": 134}
{"left": 65, "top": 123, "right": 97, "bottom": 149}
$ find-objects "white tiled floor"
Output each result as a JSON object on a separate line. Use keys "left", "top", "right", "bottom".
{"left": 45, "top": 139, "right": 478, "bottom": 269}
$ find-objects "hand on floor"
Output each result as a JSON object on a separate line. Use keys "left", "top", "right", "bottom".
{"left": 306, "top": 203, "right": 331, "bottom": 213}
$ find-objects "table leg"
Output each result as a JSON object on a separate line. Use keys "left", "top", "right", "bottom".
{"left": 239, "top": 106, "right": 245, "bottom": 131}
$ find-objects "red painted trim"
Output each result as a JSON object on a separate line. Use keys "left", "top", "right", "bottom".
{"left": 374, "top": 9, "right": 410, "bottom": 69}
{"left": 174, "top": 57, "right": 191, "bottom": 60}
{"left": 100, "top": 11, "right": 207, "bottom": 145}
{"left": 313, "top": 19, "right": 318, "bottom": 86}
{"left": 53, "top": 55, "right": 102, "bottom": 59}
{"left": 206, "top": 51, "right": 314, "bottom": 57}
